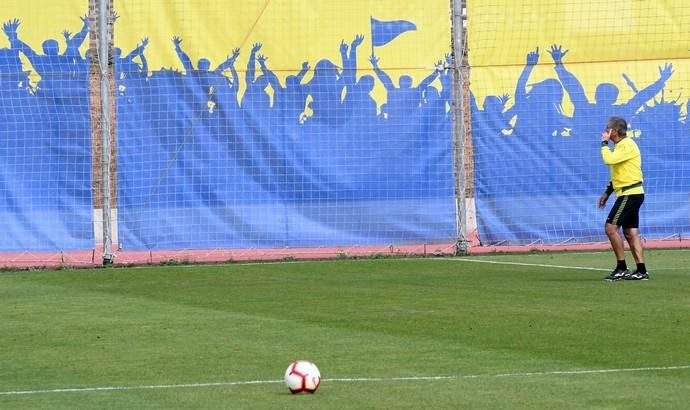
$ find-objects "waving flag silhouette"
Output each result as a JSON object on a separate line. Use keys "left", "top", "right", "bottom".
{"left": 370, "top": 17, "right": 417, "bottom": 47}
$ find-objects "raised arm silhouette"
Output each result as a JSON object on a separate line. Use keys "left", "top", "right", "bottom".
{"left": 305, "top": 40, "right": 349, "bottom": 125}
{"left": 470, "top": 91, "right": 513, "bottom": 137}
{"left": 341, "top": 35, "right": 364, "bottom": 89}
{"left": 257, "top": 53, "right": 280, "bottom": 95}
{"left": 549, "top": 43, "right": 673, "bottom": 137}
{"left": 369, "top": 53, "right": 439, "bottom": 121}
{"left": 245, "top": 43, "right": 262, "bottom": 88}
{"left": 514, "top": 47, "right": 539, "bottom": 110}
{"left": 341, "top": 35, "right": 378, "bottom": 120}
{"left": 172, "top": 36, "right": 194, "bottom": 72}
{"left": 214, "top": 48, "right": 240, "bottom": 76}
{"left": 115, "top": 38, "right": 149, "bottom": 80}
{"left": 242, "top": 44, "right": 273, "bottom": 115}
{"left": 63, "top": 15, "right": 89, "bottom": 67}
{"left": 0, "top": 21, "right": 28, "bottom": 92}
{"left": 136, "top": 41, "right": 149, "bottom": 79}
{"left": 439, "top": 53, "right": 453, "bottom": 111}
{"left": 257, "top": 53, "right": 310, "bottom": 124}
{"left": 512, "top": 47, "right": 569, "bottom": 137}
{"left": 422, "top": 59, "right": 451, "bottom": 123}
{"left": 213, "top": 48, "right": 241, "bottom": 109}
{"left": 3, "top": 17, "right": 87, "bottom": 96}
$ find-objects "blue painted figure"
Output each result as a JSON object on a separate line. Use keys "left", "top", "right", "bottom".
{"left": 115, "top": 38, "right": 149, "bottom": 80}
{"left": 3, "top": 17, "right": 89, "bottom": 98}
{"left": 512, "top": 47, "right": 570, "bottom": 138}
{"left": 548, "top": 44, "right": 673, "bottom": 138}
{"left": 369, "top": 52, "right": 439, "bottom": 122}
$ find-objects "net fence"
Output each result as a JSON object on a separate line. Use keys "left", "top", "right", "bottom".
{"left": 3, "top": 0, "right": 690, "bottom": 267}
{"left": 0, "top": 1, "right": 94, "bottom": 251}
{"left": 467, "top": 0, "right": 690, "bottom": 246}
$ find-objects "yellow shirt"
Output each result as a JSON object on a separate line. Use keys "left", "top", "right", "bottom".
{"left": 601, "top": 137, "right": 644, "bottom": 196}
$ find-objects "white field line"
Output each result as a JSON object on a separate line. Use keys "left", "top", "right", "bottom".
{"left": 451, "top": 258, "right": 688, "bottom": 272}
{"left": 144, "top": 258, "right": 603, "bottom": 271}
{"left": 96, "top": 253, "right": 688, "bottom": 272}
{"left": 2, "top": 365, "right": 689, "bottom": 396}
{"left": 450, "top": 257, "right": 609, "bottom": 272}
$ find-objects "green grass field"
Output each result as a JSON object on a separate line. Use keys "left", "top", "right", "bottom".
{"left": 1, "top": 249, "right": 689, "bottom": 409}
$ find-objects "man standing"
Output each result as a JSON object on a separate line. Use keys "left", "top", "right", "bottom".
{"left": 599, "top": 117, "right": 648, "bottom": 281}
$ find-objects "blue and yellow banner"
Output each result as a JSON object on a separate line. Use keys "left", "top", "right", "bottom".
{"left": 114, "top": 0, "right": 456, "bottom": 250}
{"left": 0, "top": 1, "right": 93, "bottom": 251}
{"left": 115, "top": 0, "right": 451, "bottom": 102}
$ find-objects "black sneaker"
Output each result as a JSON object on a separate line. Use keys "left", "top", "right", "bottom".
{"left": 624, "top": 271, "right": 649, "bottom": 281}
{"left": 604, "top": 268, "right": 629, "bottom": 281}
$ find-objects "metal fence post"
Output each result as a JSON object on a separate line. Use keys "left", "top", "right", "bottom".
{"left": 451, "top": 0, "right": 468, "bottom": 254}
{"left": 98, "top": 0, "right": 113, "bottom": 265}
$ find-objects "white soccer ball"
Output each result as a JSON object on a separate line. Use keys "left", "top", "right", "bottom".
{"left": 284, "top": 360, "right": 321, "bottom": 394}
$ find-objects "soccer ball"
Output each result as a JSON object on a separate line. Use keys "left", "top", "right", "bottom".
{"left": 284, "top": 360, "right": 321, "bottom": 394}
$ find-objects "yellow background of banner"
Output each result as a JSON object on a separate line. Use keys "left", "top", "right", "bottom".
{"left": 116, "top": 0, "right": 452, "bottom": 101}
{"left": 468, "top": 0, "right": 690, "bottom": 116}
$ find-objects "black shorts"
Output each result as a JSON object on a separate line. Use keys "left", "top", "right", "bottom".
{"left": 607, "top": 194, "right": 644, "bottom": 229}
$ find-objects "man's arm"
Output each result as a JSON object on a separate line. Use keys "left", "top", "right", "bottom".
{"left": 515, "top": 47, "right": 539, "bottom": 104}
{"left": 124, "top": 38, "right": 148, "bottom": 61}
{"left": 295, "top": 61, "right": 310, "bottom": 83}
{"left": 215, "top": 48, "right": 240, "bottom": 74}
{"left": 439, "top": 53, "right": 452, "bottom": 103}
{"left": 64, "top": 15, "right": 89, "bottom": 56}
{"left": 229, "top": 58, "right": 240, "bottom": 96}
{"left": 605, "top": 181, "right": 614, "bottom": 196}
{"left": 416, "top": 62, "right": 441, "bottom": 91}
{"left": 625, "top": 63, "right": 674, "bottom": 113}
{"left": 172, "top": 36, "right": 194, "bottom": 72}
{"left": 598, "top": 181, "right": 614, "bottom": 208}
{"left": 3, "top": 19, "right": 37, "bottom": 59}
{"left": 601, "top": 143, "right": 638, "bottom": 165}
{"left": 139, "top": 52, "right": 148, "bottom": 77}
{"left": 246, "top": 43, "right": 261, "bottom": 85}
{"left": 337, "top": 39, "right": 350, "bottom": 84}
{"left": 342, "top": 35, "right": 363, "bottom": 87}
{"left": 600, "top": 131, "right": 638, "bottom": 165}
{"left": 257, "top": 54, "right": 282, "bottom": 91}
{"left": 369, "top": 54, "right": 394, "bottom": 90}
{"left": 548, "top": 44, "right": 588, "bottom": 108}
{"left": 496, "top": 93, "right": 516, "bottom": 125}
{"left": 14, "top": 38, "right": 37, "bottom": 59}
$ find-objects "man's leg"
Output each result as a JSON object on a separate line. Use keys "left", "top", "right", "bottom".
{"left": 624, "top": 227, "right": 648, "bottom": 280}
{"left": 605, "top": 223, "right": 625, "bottom": 261}
{"left": 604, "top": 222, "right": 628, "bottom": 280}
{"left": 623, "top": 228, "right": 644, "bottom": 264}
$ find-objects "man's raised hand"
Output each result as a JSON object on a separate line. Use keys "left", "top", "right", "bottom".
{"left": 658, "top": 63, "right": 674, "bottom": 81}
{"left": 548, "top": 44, "right": 569, "bottom": 65}
{"left": 526, "top": 47, "right": 539, "bottom": 66}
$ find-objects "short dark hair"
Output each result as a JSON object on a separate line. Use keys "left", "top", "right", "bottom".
{"left": 608, "top": 116, "right": 627, "bottom": 137}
